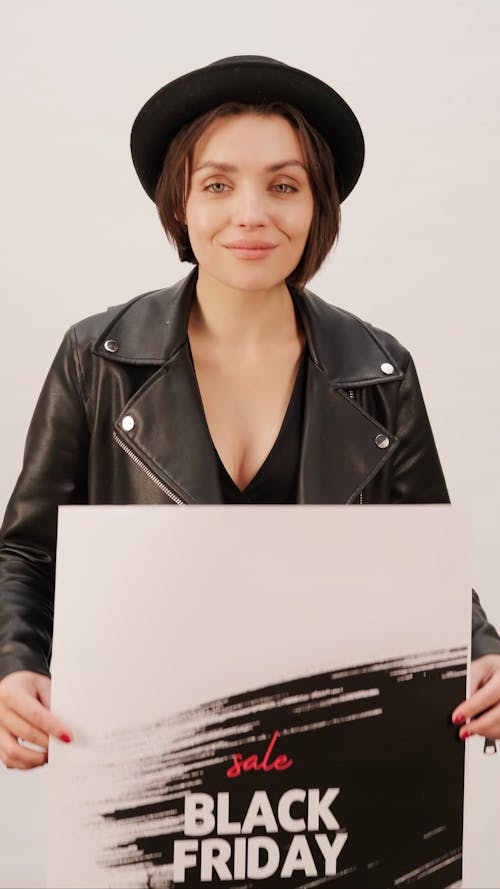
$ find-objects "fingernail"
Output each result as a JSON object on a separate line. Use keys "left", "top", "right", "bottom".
{"left": 460, "top": 729, "right": 473, "bottom": 739}
{"left": 59, "top": 733, "right": 72, "bottom": 743}
{"left": 452, "top": 713, "right": 466, "bottom": 725}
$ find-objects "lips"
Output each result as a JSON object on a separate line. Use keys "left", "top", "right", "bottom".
{"left": 225, "top": 243, "right": 277, "bottom": 260}
{"left": 225, "top": 241, "right": 277, "bottom": 249}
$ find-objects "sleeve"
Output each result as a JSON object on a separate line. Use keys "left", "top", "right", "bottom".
{"left": 391, "top": 351, "right": 500, "bottom": 659}
{"left": 0, "top": 327, "right": 90, "bottom": 681}
{"left": 389, "top": 352, "right": 449, "bottom": 504}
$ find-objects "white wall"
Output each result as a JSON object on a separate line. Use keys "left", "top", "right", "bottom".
{"left": 1, "top": 1, "right": 499, "bottom": 886}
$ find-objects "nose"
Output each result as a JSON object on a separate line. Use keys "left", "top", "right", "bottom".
{"left": 231, "top": 185, "right": 270, "bottom": 227}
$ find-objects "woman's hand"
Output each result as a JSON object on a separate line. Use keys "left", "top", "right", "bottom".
{"left": 0, "top": 670, "right": 73, "bottom": 770}
{"left": 452, "top": 653, "right": 500, "bottom": 740}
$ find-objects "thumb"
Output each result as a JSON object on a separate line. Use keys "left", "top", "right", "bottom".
{"left": 469, "top": 655, "right": 497, "bottom": 696}
{"left": 470, "top": 661, "right": 482, "bottom": 696}
{"left": 35, "top": 675, "right": 52, "bottom": 710}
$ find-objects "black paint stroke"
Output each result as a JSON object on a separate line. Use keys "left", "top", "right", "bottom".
{"left": 65, "top": 648, "right": 466, "bottom": 888}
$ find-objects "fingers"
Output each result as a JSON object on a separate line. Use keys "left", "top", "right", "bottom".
{"left": 0, "top": 726, "right": 48, "bottom": 770}
{"left": 0, "top": 707, "right": 49, "bottom": 750}
{"left": 0, "top": 675, "right": 73, "bottom": 744}
{"left": 0, "top": 671, "right": 73, "bottom": 771}
{"left": 451, "top": 654, "right": 500, "bottom": 741}
{"left": 452, "top": 682, "right": 500, "bottom": 725}
{"left": 457, "top": 703, "right": 500, "bottom": 741}
{"left": 11, "top": 691, "right": 73, "bottom": 744}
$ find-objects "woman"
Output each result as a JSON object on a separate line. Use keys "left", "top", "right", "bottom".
{"left": 1, "top": 55, "right": 500, "bottom": 771}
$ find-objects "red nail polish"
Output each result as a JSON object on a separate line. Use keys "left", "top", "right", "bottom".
{"left": 461, "top": 729, "right": 473, "bottom": 739}
{"left": 453, "top": 713, "right": 465, "bottom": 725}
{"left": 59, "top": 733, "right": 72, "bottom": 743}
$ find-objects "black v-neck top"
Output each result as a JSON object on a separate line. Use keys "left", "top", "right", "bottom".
{"left": 210, "top": 347, "right": 308, "bottom": 504}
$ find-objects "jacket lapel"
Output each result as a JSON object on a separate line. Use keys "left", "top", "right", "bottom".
{"left": 94, "top": 267, "right": 401, "bottom": 504}
{"left": 94, "top": 267, "right": 224, "bottom": 503}
{"left": 289, "top": 286, "right": 401, "bottom": 504}
{"left": 118, "top": 341, "right": 224, "bottom": 503}
{"left": 297, "top": 361, "right": 398, "bottom": 503}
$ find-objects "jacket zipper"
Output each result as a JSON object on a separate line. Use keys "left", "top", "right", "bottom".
{"left": 348, "top": 389, "right": 363, "bottom": 505}
{"left": 112, "top": 430, "right": 186, "bottom": 505}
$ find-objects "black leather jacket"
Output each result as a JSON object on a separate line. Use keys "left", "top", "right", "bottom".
{"left": 1, "top": 266, "right": 499, "bottom": 680}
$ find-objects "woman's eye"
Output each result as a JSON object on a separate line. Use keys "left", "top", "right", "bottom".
{"left": 204, "top": 182, "right": 228, "bottom": 193}
{"left": 274, "top": 183, "right": 297, "bottom": 193}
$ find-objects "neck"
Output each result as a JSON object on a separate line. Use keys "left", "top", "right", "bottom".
{"left": 188, "top": 266, "right": 303, "bottom": 357}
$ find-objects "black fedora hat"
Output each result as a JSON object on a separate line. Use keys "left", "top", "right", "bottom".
{"left": 130, "top": 54, "right": 365, "bottom": 204}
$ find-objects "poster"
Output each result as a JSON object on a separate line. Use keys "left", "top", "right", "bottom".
{"left": 47, "top": 505, "right": 470, "bottom": 888}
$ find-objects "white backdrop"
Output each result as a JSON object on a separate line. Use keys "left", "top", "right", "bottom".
{"left": 1, "top": 1, "right": 499, "bottom": 887}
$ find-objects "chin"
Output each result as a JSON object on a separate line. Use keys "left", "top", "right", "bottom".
{"left": 224, "top": 272, "right": 286, "bottom": 293}
{"left": 207, "top": 259, "right": 296, "bottom": 293}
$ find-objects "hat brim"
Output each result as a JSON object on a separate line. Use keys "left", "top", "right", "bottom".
{"left": 131, "top": 57, "right": 365, "bottom": 203}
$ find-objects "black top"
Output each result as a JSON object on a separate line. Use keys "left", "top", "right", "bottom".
{"left": 212, "top": 348, "right": 308, "bottom": 504}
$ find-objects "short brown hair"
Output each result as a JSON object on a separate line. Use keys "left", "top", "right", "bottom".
{"left": 154, "top": 101, "right": 341, "bottom": 292}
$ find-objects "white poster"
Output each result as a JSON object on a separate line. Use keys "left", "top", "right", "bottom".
{"left": 47, "top": 505, "right": 470, "bottom": 888}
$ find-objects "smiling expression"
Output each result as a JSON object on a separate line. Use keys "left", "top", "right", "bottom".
{"left": 184, "top": 113, "right": 315, "bottom": 292}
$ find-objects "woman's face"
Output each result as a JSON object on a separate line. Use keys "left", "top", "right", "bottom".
{"left": 184, "top": 113, "right": 314, "bottom": 291}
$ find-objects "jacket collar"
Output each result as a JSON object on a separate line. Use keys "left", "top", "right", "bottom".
{"left": 93, "top": 265, "right": 403, "bottom": 387}
{"left": 94, "top": 267, "right": 401, "bottom": 504}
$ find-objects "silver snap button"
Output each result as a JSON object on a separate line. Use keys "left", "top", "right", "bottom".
{"left": 104, "top": 339, "right": 119, "bottom": 353}
{"left": 375, "top": 433, "right": 390, "bottom": 449}
{"left": 121, "top": 415, "right": 135, "bottom": 432}
{"left": 381, "top": 362, "right": 394, "bottom": 375}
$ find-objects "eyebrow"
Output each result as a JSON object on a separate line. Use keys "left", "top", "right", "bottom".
{"left": 192, "top": 159, "right": 307, "bottom": 174}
